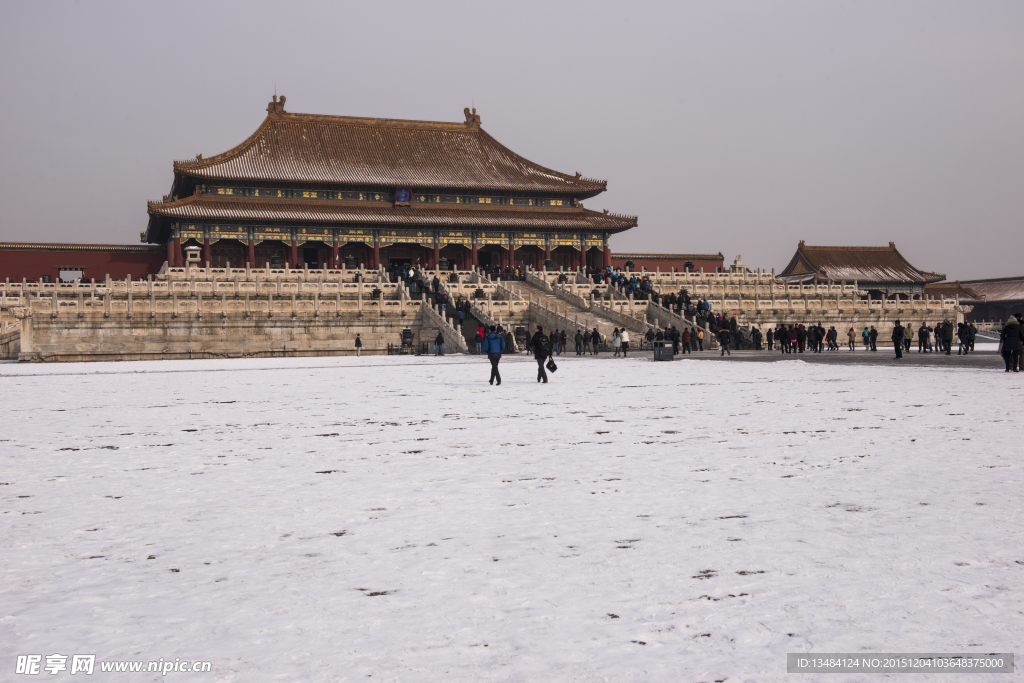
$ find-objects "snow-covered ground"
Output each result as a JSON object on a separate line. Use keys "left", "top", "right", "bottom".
{"left": 2, "top": 355, "right": 1021, "bottom": 682}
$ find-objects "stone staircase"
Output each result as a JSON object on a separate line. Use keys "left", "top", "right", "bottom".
{"left": 506, "top": 279, "right": 632, "bottom": 344}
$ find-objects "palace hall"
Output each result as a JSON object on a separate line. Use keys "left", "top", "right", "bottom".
{"left": 144, "top": 97, "right": 637, "bottom": 272}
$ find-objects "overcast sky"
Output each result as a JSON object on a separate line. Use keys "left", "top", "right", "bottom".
{"left": 1, "top": 0, "right": 1021, "bottom": 280}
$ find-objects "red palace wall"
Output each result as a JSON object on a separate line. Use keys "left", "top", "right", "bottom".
{"left": 0, "top": 244, "right": 166, "bottom": 282}
{"left": 609, "top": 254, "right": 725, "bottom": 273}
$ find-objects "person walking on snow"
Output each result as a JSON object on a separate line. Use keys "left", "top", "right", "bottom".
{"left": 531, "top": 325, "right": 552, "bottom": 383}
{"left": 355, "top": 333, "right": 362, "bottom": 357}
{"left": 483, "top": 325, "right": 504, "bottom": 385}
{"left": 620, "top": 328, "right": 630, "bottom": 357}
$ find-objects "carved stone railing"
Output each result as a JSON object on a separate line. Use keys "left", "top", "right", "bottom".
{"left": 420, "top": 300, "right": 469, "bottom": 353}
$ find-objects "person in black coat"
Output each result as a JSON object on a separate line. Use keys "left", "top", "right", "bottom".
{"left": 940, "top": 320, "right": 954, "bottom": 354}
{"left": 531, "top": 326, "right": 552, "bottom": 383}
{"left": 891, "top": 320, "right": 904, "bottom": 359}
{"left": 1000, "top": 316, "right": 1023, "bottom": 372}
{"left": 717, "top": 328, "right": 731, "bottom": 356}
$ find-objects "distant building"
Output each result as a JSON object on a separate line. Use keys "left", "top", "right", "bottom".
{"left": 609, "top": 252, "right": 724, "bottom": 273}
{"left": 926, "top": 277, "right": 1024, "bottom": 323}
{"left": 779, "top": 241, "right": 944, "bottom": 299}
{"left": 0, "top": 242, "right": 165, "bottom": 283}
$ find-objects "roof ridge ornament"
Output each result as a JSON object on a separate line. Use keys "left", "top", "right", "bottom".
{"left": 268, "top": 94, "right": 287, "bottom": 116}
{"left": 463, "top": 107, "right": 481, "bottom": 127}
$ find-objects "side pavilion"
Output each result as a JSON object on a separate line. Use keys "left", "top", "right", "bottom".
{"left": 779, "top": 241, "right": 944, "bottom": 300}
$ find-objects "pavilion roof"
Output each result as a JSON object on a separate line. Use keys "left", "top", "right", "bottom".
{"left": 779, "top": 241, "right": 944, "bottom": 284}
{"left": 958, "top": 275, "right": 1024, "bottom": 303}
{"left": 923, "top": 281, "right": 982, "bottom": 302}
{"left": 147, "top": 194, "right": 637, "bottom": 233}
{"left": 171, "top": 98, "right": 609, "bottom": 197}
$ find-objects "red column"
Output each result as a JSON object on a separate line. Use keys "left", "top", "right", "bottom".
{"left": 166, "top": 239, "right": 175, "bottom": 267}
{"left": 544, "top": 244, "right": 551, "bottom": 264}
{"left": 173, "top": 237, "right": 182, "bottom": 267}
{"left": 290, "top": 240, "right": 299, "bottom": 268}
{"left": 203, "top": 238, "right": 211, "bottom": 266}
{"left": 433, "top": 243, "right": 440, "bottom": 270}
{"left": 471, "top": 243, "right": 478, "bottom": 268}
{"left": 332, "top": 240, "right": 340, "bottom": 269}
{"left": 248, "top": 239, "right": 256, "bottom": 268}
{"left": 373, "top": 241, "right": 380, "bottom": 268}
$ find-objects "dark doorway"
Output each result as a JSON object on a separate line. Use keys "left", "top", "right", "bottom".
{"left": 303, "top": 248, "right": 320, "bottom": 268}
{"left": 477, "top": 251, "right": 493, "bottom": 267}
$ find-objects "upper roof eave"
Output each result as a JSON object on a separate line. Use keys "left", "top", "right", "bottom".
{"left": 169, "top": 101, "right": 609, "bottom": 196}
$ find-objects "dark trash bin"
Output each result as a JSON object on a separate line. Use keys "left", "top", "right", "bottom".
{"left": 653, "top": 340, "right": 674, "bottom": 361}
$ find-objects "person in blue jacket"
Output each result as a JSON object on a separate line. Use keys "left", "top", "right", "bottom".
{"left": 483, "top": 325, "right": 505, "bottom": 385}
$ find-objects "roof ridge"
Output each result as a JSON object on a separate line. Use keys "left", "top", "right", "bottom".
{"left": 960, "top": 275, "right": 1024, "bottom": 284}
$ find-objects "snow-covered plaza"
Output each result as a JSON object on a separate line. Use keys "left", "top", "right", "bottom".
{"left": 2, "top": 354, "right": 1021, "bottom": 681}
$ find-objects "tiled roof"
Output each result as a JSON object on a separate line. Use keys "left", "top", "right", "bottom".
{"left": 612, "top": 253, "right": 724, "bottom": 261}
{"left": 959, "top": 276, "right": 1024, "bottom": 303}
{"left": 924, "top": 282, "right": 982, "bottom": 301}
{"left": 148, "top": 195, "right": 637, "bottom": 231}
{"left": 0, "top": 242, "right": 163, "bottom": 253}
{"left": 171, "top": 98, "right": 608, "bottom": 196}
{"left": 780, "top": 241, "right": 944, "bottom": 284}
